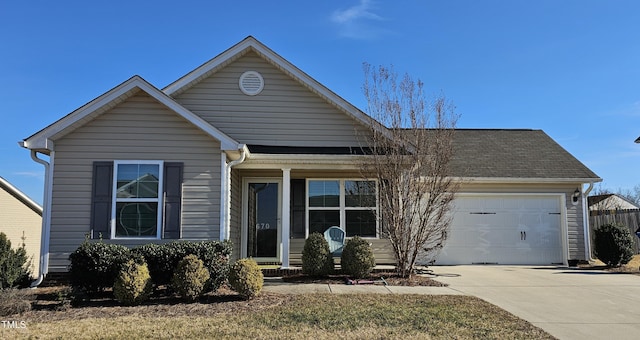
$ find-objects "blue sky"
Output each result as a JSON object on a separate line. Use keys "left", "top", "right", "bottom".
{"left": 1, "top": 0, "right": 639, "bottom": 204}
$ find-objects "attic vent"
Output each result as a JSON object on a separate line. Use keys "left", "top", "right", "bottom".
{"left": 239, "top": 71, "right": 264, "bottom": 96}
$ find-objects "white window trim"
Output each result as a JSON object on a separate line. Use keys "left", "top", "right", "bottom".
{"left": 305, "top": 178, "right": 379, "bottom": 239}
{"left": 111, "top": 160, "right": 164, "bottom": 240}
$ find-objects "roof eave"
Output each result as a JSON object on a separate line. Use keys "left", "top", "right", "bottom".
{"left": 22, "top": 76, "right": 241, "bottom": 152}
{"left": 456, "top": 177, "right": 603, "bottom": 184}
{"left": 162, "top": 36, "right": 392, "bottom": 140}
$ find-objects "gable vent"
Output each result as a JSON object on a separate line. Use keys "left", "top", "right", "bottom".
{"left": 239, "top": 71, "right": 264, "bottom": 96}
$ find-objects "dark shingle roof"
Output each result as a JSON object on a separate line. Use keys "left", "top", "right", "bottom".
{"left": 449, "top": 129, "right": 600, "bottom": 180}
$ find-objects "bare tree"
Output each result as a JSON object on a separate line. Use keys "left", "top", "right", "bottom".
{"left": 359, "top": 63, "right": 459, "bottom": 278}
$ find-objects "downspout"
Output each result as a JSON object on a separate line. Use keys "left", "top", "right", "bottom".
{"left": 582, "top": 182, "right": 595, "bottom": 262}
{"left": 223, "top": 145, "right": 247, "bottom": 241}
{"left": 29, "top": 150, "right": 53, "bottom": 288}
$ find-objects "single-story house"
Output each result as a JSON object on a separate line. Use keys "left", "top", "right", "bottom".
{"left": 0, "top": 176, "right": 42, "bottom": 277}
{"left": 588, "top": 194, "right": 640, "bottom": 212}
{"left": 20, "top": 36, "right": 601, "bottom": 281}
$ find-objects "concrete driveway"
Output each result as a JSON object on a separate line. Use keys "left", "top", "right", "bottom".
{"left": 432, "top": 266, "right": 640, "bottom": 340}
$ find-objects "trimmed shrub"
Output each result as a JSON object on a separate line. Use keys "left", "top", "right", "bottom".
{"left": 68, "top": 241, "right": 131, "bottom": 294}
{"left": 132, "top": 243, "right": 173, "bottom": 286}
{"left": 301, "top": 233, "right": 334, "bottom": 276}
{"left": 113, "top": 260, "right": 153, "bottom": 306}
{"left": 228, "top": 258, "right": 263, "bottom": 300}
{"left": 341, "top": 236, "right": 375, "bottom": 278}
{"left": 593, "top": 223, "right": 635, "bottom": 267}
{"left": 171, "top": 255, "right": 210, "bottom": 302}
{"left": 0, "top": 288, "right": 31, "bottom": 316}
{"left": 133, "top": 241, "right": 231, "bottom": 291}
{"left": 0, "top": 232, "right": 31, "bottom": 289}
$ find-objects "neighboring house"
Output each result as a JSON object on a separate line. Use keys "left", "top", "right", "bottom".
{"left": 588, "top": 194, "right": 640, "bottom": 212}
{"left": 0, "top": 176, "right": 42, "bottom": 277}
{"left": 20, "top": 36, "right": 601, "bottom": 278}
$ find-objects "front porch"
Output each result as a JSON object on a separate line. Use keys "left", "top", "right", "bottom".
{"left": 226, "top": 159, "right": 396, "bottom": 268}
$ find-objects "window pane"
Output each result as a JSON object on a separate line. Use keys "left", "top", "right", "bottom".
{"left": 308, "top": 210, "right": 340, "bottom": 235}
{"left": 346, "top": 210, "right": 376, "bottom": 237}
{"left": 345, "top": 180, "right": 376, "bottom": 207}
{"left": 115, "top": 202, "right": 158, "bottom": 237}
{"left": 116, "top": 164, "right": 159, "bottom": 198}
{"left": 308, "top": 180, "right": 339, "bottom": 207}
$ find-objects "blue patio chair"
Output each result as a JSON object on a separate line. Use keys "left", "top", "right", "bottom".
{"left": 324, "top": 226, "right": 345, "bottom": 257}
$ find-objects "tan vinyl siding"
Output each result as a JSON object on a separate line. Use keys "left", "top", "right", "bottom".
{"left": 288, "top": 239, "right": 395, "bottom": 266}
{"left": 229, "top": 168, "right": 242, "bottom": 261}
{"left": 48, "top": 92, "right": 222, "bottom": 272}
{"left": 0, "top": 188, "right": 42, "bottom": 277}
{"left": 174, "top": 51, "right": 370, "bottom": 147}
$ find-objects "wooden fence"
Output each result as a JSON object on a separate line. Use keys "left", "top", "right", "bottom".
{"left": 589, "top": 209, "right": 640, "bottom": 254}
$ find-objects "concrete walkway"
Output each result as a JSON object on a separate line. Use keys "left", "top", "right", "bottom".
{"left": 262, "top": 277, "right": 462, "bottom": 295}
{"left": 263, "top": 266, "right": 640, "bottom": 340}
{"left": 432, "top": 265, "right": 640, "bottom": 340}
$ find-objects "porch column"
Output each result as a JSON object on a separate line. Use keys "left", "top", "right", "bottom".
{"left": 281, "top": 168, "right": 291, "bottom": 268}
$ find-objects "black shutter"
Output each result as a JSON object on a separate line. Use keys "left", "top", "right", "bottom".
{"left": 290, "top": 179, "right": 306, "bottom": 239}
{"left": 90, "top": 162, "right": 113, "bottom": 239}
{"left": 163, "top": 162, "right": 183, "bottom": 239}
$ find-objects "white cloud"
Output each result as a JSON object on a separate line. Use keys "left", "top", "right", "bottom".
{"left": 331, "top": 0, "right": 383, "bottom": 24}
{"left": 330, "top": 0, "right": 387, "bottom": 40}
{"left": 14, "top": 171, "right": 44, "bottom": 179}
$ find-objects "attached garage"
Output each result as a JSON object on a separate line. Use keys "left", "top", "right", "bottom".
{"left": 437, "top": 194, "right": 566, "bottom": 265}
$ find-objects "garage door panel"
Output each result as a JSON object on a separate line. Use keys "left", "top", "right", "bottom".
{"left": 436, "top": 195, "right": 564, "bottom": 265}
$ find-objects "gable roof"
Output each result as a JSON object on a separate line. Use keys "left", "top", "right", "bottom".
{"left": 588, "top": 194, "right": 639, "bottom": 211}
{"left": 21, "top": 76, "right": 242, "bottom": 153}
{"left": 163, "top": 36, "right": 388, "bottom": 136}
{"left": 0, "top": 176, "right": 42, "bottom": 216}
{"left": 449, "top": 129, "right": 601, "bottom": 181}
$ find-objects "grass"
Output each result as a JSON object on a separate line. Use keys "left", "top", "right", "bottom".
{"left": 1, "top": 292, "right": 554, "bottom": 339}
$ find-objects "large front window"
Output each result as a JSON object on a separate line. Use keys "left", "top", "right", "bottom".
{"left": 112, "top": 161, "right": 163, "bottom": 238}
{"left": 307, "top": 179, "right": 377, "bottom": 238}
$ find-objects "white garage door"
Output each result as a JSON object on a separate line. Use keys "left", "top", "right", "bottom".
{"left": 436, "top": 195, "right": 565, "bottom": 265}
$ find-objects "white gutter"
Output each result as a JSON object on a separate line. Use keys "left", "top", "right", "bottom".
{"left": 220, "top": 145, "right": 247, "bottom": 241}
{"left": 29, "top": 150, "right": 53, "bottom": 288}
{"left": 582, "top": 182, "right": 595, "bottom": 261}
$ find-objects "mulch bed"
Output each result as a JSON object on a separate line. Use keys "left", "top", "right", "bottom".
{"left": 282, "top": 272, "right": 447, "bottom": 287}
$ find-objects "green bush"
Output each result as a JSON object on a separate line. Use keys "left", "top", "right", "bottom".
{"left": 341, "top": 236, "right": 375, "bottom": 278}
{"left": 228, "top": 258, "right": 263, "bottom": 300}
{"left": 171, "top": 255, "right": 210, "bottom": 302}
{"left": 68, "top": 241, "right": 132, "bottom": 294}
{"left": 0, "top": 232, "right": 32, "bottom": 289}
{"left": 301, "top": 233, "right": 334, "bottom": 276}
{"left": 133, "top": 241, "right": 231, "bottom": 291}
{"left": 593, "top": 223, "right": 635, "bottom": 267}
{"left": 0, "top": 288, "right": 31, "bottom": 316}
{"left": 132, "top": 243, "right": 173, "bottom": 285}
{"left": 113, "top": 260, "right": 153, "bottom": 306}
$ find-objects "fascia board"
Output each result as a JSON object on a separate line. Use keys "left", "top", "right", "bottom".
{"left": 22, "top": 76, "right": 241, "bottom": 152}
{"left": 162, "top": 36, "right": 391, "bottom": 140}
{"left": 456, "top": 177, "right": 603, "bottom": 184}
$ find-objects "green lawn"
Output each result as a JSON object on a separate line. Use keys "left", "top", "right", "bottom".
{"left": 2, "top": 293, "right": 554, "bottom": 339}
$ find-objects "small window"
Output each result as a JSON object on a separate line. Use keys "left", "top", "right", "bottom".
{"left": 307, "top": 179, "right": 378, "bottom": 238}
{"left": 112, "top": 161, "right": 163, "bottom": 238}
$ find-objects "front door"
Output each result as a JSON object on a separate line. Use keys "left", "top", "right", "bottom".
{"left": 243, "top": 179, "right": 281, "bottom": 261}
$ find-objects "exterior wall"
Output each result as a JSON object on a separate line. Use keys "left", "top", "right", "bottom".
{"left": 458, "top": 182, "right": 588, "bottom": 260}
{"left": 0, "top": 188, "right": 42, "bottom": 277}
{"left": 48, "top": 92, "right": 222, "bottom": 271}
{"left": 174, "top": 51, "right": 370, "bottom": 147}
{"left": 229, "top": 168, "right": 242, "bottom": 261}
